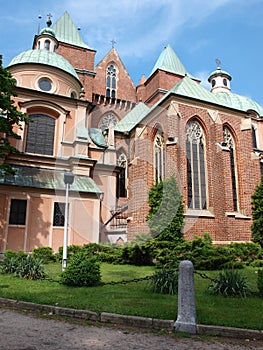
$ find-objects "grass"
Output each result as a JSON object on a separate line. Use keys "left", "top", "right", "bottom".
{"left": 0, "top": 262, "right": 263, "bottom": 330}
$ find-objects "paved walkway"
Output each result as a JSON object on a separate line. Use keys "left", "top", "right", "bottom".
{"left": 1, "top": 308, "right": 263, "bottom": 350}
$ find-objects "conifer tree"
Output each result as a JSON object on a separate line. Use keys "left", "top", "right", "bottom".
{"left": 0, "top": 55, "right": 29, "bottom": 174}
{"left": 147, "top": 175, "right": 184, "bottom": 241}
{"left": 251, "top": 174, "right": 263, "bottom": 247}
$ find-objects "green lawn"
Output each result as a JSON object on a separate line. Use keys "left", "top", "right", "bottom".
{"left": 0, "top": 263, "right": 262, "bottom": 330}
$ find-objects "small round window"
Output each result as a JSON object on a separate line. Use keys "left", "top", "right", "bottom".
{"left": 38, "top": 78, "right": 52, "bottom": 92}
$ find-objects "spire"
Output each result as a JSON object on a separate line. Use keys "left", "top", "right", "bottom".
{"left": 149, "top": 44, "right": 195, "bottom": 79}
{"left": 52, "top": 11, "right": 91, "bottom": 49}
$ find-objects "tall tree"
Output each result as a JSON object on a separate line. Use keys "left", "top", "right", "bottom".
{"left": 251, "top": 174, "right": 263, "bottom": 247}
{"left": 0, "top": 55, "right": 29, "bottom": 174}
{"left": 147, "top": 175, "right": 184, "bottom": 242}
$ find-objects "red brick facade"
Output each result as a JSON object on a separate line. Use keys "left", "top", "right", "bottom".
{"left": 1, "top": 12, "right": 262, "bottom": 252}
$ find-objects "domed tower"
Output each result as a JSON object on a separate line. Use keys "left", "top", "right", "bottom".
{"left": 208, "top": 59, "right": 232, "bottom": 93}
{"left": 8, "top": 14, "right": 81, "bottom": 97}
{"left": 33, "top": 15, "right": 58, "bottom": 53}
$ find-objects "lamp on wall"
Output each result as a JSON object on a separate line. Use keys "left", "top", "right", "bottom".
{"left": 62, "top": 171, "right": 75, "bottom": 271}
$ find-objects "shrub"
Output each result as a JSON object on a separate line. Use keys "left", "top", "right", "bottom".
{"left": 257, "top": 269, "right": 263, "bottom": 297}
{"left": 1, "top": 253, "right": 46, "bottom": 280}
{"left": 251, "top": 259, "right": 263, "bottom": 268}
{"left": 56, "top": 245, "right": 83, "bottom": 262}
{"left": 151, "top": 269, "right": 178, "bottom": 295}
{"left": 32, "top": 247, "right": 56, "bottom": 264}
{"left": 4, "top": 249, "right": 27, "bottom": 260}
{"left": 209, "top": 270, "right": 250, "bottom": 297}
{"left": 228, "top": 242, "right": 262, "bottom": 265}
{"left": 251, "top": 174, "right": 263, "bottom": 248}
{"left": 147, "top": 175, "right": 184, "bottom": 242}
{"left": 120, "top": 243, "right": 154, "bottom": 266}
{"left": 60, "top": 252, "right": 101, "bottom": 287}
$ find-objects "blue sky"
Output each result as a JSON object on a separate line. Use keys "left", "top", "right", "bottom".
{"left": 1, "top": 0, "right": 263, "bottom": 106}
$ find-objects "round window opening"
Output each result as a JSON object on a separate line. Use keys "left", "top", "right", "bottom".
{"left": 38, "top": 78, "right": 52, "bottom": 92}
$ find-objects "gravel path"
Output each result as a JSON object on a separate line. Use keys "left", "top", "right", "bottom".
{"left": 0, "top": 308, "right": 263, "bottom": 350}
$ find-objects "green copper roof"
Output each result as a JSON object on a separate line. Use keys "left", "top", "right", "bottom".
{"left": 121, "top": 77, "right": 263, "bottom": 133}
{"left": 170, "top": 75, "right": 220, "bottom": 105}
{"left": 8, "top": 49, "right": 79, "bottom": 80}
{"left": 89, "top": 128, "right": 108, "bottom": 148}
{"left": 53, "top": 11, "right": 91, "bottom": 49}
{"left": 169, "top": 76, "right": 263, "bottom": 114}
{"left": 216, "top": 91, "right": 263, "bottom": 115}
{"left": 115, "top": 102, "right": 150, "bottom": 132}
{"left": 0, "top": 166, "right": 102, "bottom": 194}
{"left": 149, "top": 44, "right": 195, "bottom": 79}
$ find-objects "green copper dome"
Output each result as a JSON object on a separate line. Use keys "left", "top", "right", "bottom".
{"left": 208, "top": 68, "right": 232, "bottom": 82}
{"left": 40, "top": 27, "right": 56, "bottom": 37}
{"left": 8, "top": 49, "right": 79, "bottom": 80}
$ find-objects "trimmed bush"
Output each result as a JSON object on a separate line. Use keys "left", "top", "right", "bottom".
{"left": 56, "top": 245, "right": 83, "bottom": 262}
{"left": 60, "top": 252, "right": 101, "bottom": 287}
{"left": 151, "top": 269, "right": 178, "bottom": 295}
{"left": 228, "top": 242, "right": 263, "bottom": 265}
{"left": 32, "top": 247, "right": 56, "bottom": 264}
{"left": 209, "top": 270, "right": 250, "bottom": 297}
{"left": 120, "top": 243, "right": 154, "bottom": 266}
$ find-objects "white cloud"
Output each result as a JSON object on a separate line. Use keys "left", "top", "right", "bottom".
{"left": 194, "top": 70, "right": 211, "bottom": 90}
{"left": 60, "top": 0, "right": 237, "bottom": 59}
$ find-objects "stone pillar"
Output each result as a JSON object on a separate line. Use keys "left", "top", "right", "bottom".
{"left": 174, "top": 260, "right": 196, "bottom": 334}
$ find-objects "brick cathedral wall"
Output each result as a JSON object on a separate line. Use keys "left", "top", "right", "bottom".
{"left": 126, "top": 99, "right": 261, "bottom": 242}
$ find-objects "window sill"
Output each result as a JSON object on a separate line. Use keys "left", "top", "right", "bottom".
{"left": 185, "top": 209, "right": 214, "bottom": 218}
{"left": 225, "top": 212, "right": 251, "bottom": 220}
{"left": 8, "top": 224, "right": 26, "bottom": 227}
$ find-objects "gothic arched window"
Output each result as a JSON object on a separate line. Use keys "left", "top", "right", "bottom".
{"left": 117, "top": 153, "right": 127, "bottom": 198}
{"left": 106, "top": 64, "right": 117, "bottom": 98}
{"left": 186, "top": 120, "right": 207, "bottom": 209}
{"left": 25, "top": 114, "right": 55, "bottom": 155}
{"left": 223, "top": 126, "right": 238, "bottom": 211}
{"left": 154, "top": 132, "right": 165, "bottom": 183}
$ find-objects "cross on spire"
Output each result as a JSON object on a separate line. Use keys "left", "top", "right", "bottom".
{"left": 46, "top": 13, "right": 53, "bottom": 27}
{"left": 215, "top": 58, "right": 221, "bottom": 68}
{"left": 111, "top": 39, "right": 116, "bottom": 48}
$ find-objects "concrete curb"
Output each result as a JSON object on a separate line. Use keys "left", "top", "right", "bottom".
{"left": 0, "top": 297, "right": 262, "bottom": 340}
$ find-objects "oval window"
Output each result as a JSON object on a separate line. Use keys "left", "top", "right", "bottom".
{"left": 223, "top": 78, "right": 228, "bottom": 87}
{"left": 212, "top": 79, "right": 216, "bottom": 88}
{"left": 38, "top": 78, "right": 52, "bottom": 92}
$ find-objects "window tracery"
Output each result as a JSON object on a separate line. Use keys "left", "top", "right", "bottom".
{"left": 186, "top": 120, "right": 207, "bottom": 210}
{"left": 106, "top": 64, "right": 117, "bottom": 98}
{"left": 154, "top": 132, "right": 164, "bottom": 183}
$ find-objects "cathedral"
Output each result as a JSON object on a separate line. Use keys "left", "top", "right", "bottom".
{"left": 0, "top": 11, "right": 262, "bottom": 253}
